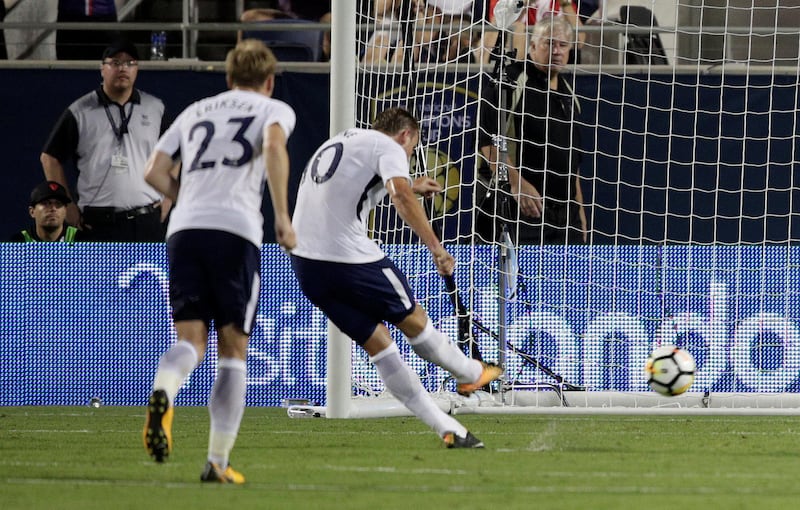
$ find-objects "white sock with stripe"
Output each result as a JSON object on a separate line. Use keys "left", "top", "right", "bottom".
{"left": 152, "top": 340, "right": 200, "bottom": 404}
{"left": 208, "top": 357, "right": 247, "bottom": 468}
{"left": 371, "top": 343, "right": 467, "bottom": 438}
{"left": 407, "top": 320, "right": 482, "bottom": 384}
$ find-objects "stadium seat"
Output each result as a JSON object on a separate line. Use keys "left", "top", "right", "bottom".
{"left": 619, "top": 5, "right": 669, "bottom": 65}
{"left": 242, "top": 19, "right": 323, "bottom": 62}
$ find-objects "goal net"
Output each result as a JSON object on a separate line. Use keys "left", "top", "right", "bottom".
{"left": 302, "top": 0, "right": 800, "bottom": 417}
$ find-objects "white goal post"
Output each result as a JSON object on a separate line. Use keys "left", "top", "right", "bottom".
{"left": 324, "top": 0, "right": 358, "bottom": 419}
{"left": 290, "top": 0, "right": 800, "bottom": 419}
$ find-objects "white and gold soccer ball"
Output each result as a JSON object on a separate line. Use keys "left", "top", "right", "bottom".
{"left": 645, "top": 345, "right": 696, "bottom": 396}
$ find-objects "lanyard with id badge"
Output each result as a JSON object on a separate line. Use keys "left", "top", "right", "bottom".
{"left": 104, "top": 102, "right": 134, "bottom": 174}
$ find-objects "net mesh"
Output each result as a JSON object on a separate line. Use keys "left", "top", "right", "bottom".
{"left": 342, "top": 0, "right": 800, "bottom": 409}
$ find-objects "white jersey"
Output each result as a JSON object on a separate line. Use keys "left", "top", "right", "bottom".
{"left": 155, "top": 89, "right": 296, "bottom": 247}
{"left": 292, "top": 128, "right": 412, "bottom": 263}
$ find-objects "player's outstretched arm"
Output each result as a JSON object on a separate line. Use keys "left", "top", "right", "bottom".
{"left": 387, "top": 176, "right": 454, "bottom": 276}
{"left": 263, "top": 122, "right": 296, "bottom": 250}
{"left": 411, "top": 176, "right": 441, "bottom": 198}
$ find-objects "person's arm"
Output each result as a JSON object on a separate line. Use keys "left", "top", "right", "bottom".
{"left": 480, "top": 0, "right": 528, "bottom": 64}
{"left": 40, "top": 152, "right": 82, "bottom": 227}
{"left": 559, "top": 0, "right": 586, "bottom": 49}
{"left": 144, "top": 151, "right": 179, "bottom": 203}
{"left": 362, "top": 30, "right": 394, "bottom": 64}
{"left": 387, "top": 176, "right": 454, "bottom": 276}
{"left": 158, "top": 162, "right": 181, "bottom": 222}
{"left": 264, "top": 122, "right": 296, "bottom": 251}
{"left": 238, "top": 8, "right": 284, "bottom": 43}
{"left": 574, "top": 174, "right": 587, "bottom": 242}
{"left": 41, "top": 109, "right": 81, "bottom": 226}
{"left": 479, "top": 143, "right": 542, "bottom": 218}
{"left": 411, "top": 176, "right": 441, "bottom": 198}
{"left": 154, "top": 107, "right": 178, "bottom": 221}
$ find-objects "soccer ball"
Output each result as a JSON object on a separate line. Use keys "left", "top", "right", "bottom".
{"left": 645, "top": 345, "right": 696, "bottom": 396}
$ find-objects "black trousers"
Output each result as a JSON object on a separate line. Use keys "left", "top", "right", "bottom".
{"left": 474, "top": 176, "right": 584, "bottom": 246}
{"left": 82, "top": 207, "right": 165, "bottom": 242}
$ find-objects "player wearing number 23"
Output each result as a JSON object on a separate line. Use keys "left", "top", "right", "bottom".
{"left": 290, "top": 107, "right": 503, "bottom": 448}
{"left": 141, "top": 39, "right": 296, "bottom": 483}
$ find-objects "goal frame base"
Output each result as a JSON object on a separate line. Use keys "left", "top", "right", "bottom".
{"left": 287, "top": 390, "right": 800, "bottom": 418}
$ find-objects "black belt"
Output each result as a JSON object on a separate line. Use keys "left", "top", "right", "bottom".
{"left": 83, "top": 202, "right": 161, "bottom": 224}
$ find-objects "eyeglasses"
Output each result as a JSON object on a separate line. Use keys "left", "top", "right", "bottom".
{"left": 103, "top": 59, "right": 138, "bottom": 69}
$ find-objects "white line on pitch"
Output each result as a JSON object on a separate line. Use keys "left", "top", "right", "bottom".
{"left": 322, "top": 464, "right": 468, "bottom": 475}
{"left": 7, "top": 429, "right": 92, "bottom": 433}
{"left": 3, "top": 478, "right": 792, "bottom": 496}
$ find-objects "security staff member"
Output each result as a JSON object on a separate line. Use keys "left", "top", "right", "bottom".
{"left": 9, "top": 181, "right": 80, "bottom": 242}
{"left": 40, "top": 39, "right": 171, "bottom": 242}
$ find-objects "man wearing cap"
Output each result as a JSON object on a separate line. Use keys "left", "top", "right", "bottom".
{"left": 9, "top": 181, "right": 80, "bottom": 242}
{"left": 40, "top": 39, "right": 172, "bottom": 242}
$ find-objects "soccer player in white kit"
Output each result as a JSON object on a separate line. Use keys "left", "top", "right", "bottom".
{"left": 141, "top": 39, "right": 296, "bottom": 483}
{"left": 291, "top": 107, "right": 503, "bottom": 448}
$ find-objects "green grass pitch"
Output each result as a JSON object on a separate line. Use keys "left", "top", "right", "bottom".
{"left": 2, "top": 406, "right": 800, "bottom": 509}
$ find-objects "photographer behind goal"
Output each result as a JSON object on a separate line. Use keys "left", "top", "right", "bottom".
{"left": 475, "top": 14, "right": 587, "bottom": 245}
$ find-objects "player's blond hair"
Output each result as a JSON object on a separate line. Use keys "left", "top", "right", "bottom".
{"left": 225, "top": 39, "right": 277, "bottom": 88}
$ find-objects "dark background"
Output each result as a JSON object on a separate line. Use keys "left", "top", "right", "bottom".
{"left": 0, "top": 68, "right": 330, "bottom": 243}
{"left": 1, "top": 69, "right": 798, "bottom": 244}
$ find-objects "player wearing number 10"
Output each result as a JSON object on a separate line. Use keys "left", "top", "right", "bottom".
{"left": 142, "top": 39, "right": 297, "bottom": 483}
{"left": 291, "top": 108, "right": 503, "bottom": 448}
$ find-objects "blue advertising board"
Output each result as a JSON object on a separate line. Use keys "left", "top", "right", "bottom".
{"left": 2, "top": 243, "right": 800, "bottom": 406}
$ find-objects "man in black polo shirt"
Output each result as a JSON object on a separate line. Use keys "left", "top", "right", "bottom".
{"left": 9, "top": 181, "right": 80, "bottom": 242}
{"left": 40, "top": 39, "right": 171, "bottom": 242}
{"left": 476, "top": 15, "right": 587, "bottom": 245}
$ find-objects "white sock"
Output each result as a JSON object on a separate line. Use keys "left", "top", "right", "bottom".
{"left": 371, "top": 343, "right": 467, "bottom": 438}
{"left": 208, "top": 357, "right": 247, "bottom": 468}
{"left": 407, "top": 320, "right": 482, "bottom": 384}
{"left": 152, "top": 340, "right": 200, "bottom": 404}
